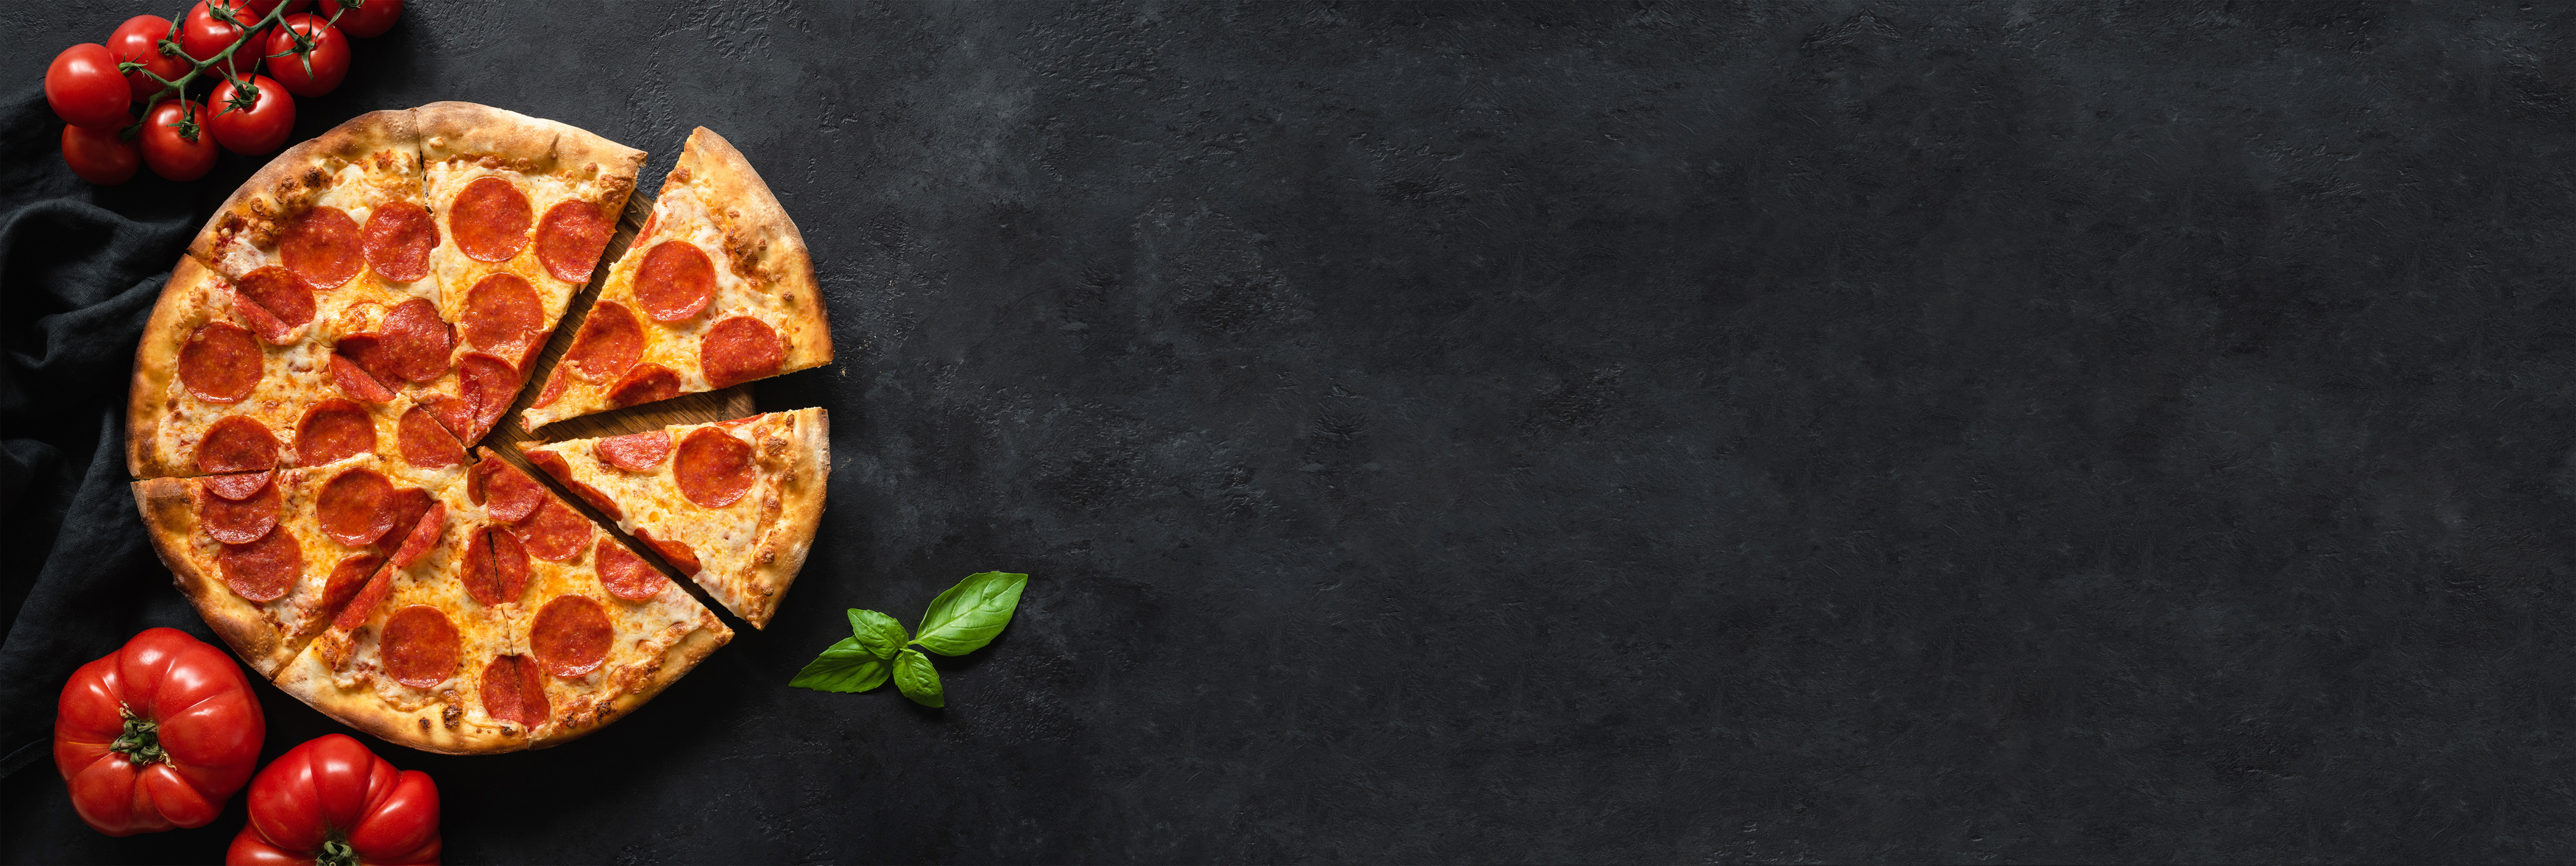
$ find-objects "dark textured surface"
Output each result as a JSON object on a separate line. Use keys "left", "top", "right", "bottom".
{"left": 8, "top": 1, "right": 2576, "bottom": 862}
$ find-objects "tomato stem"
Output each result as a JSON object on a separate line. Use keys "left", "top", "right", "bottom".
{"left": 119, "top": 0, "right": 295, "bottom": 141}
{"left": 316, "top": 837, "right": 360, "bottom": 866}
{"left": 108, "top": 705, "right": 169, "bottom": 766}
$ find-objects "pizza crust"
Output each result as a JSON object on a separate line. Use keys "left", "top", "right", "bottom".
{"left": 183, "top": 109, "right": 422, "bottom": 269}
{"left": 731, "top": 407, "right": 829, "bottom": 627}
{"left": 132, "top": 478, "right": 304, "bottom": 675}
{"left": 414, "top": 102, "right": 645, "bottom": 202}
{"left": 675, "top": 127, "right": 832, "bottom": 370}
{"left": 128, "top": 257, "right": 218, "bottom": 479}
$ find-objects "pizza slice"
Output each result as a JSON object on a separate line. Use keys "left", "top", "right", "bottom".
{"left": 184, "top": 108, "right": 436, "bottom": 347}
{"left": 520, "top": 408, "right": 827, "bottom": 628}
{"left": 272, "top": 451, "right": 730, "bottom": 753}
{"left": 523, "top": 127, "right": 829, "bottom": 429}
{"left": 130, "top": 259, "right": 483, "bottom": 487}
{"left": 406, "top": 102, "right": 645, "bottom": 446}
{"left": 133, "top": 451, "right": 456, "bottom": 677}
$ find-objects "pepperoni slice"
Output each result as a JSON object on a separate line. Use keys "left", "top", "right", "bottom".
{"left": 294, "top": 400, "right": 375, "bottom": 467}
{"left": 562, "top": 300, "right": 642, "bottom": 382}
{"left": 198, "top": 474, "right": 281, "bottom": 545}
{"left": 445, "top": 352, "right": 521, "bottom": 445}
{"left": 381, "top": 298, "right": 456, "bottom": 384}
{"left": 529, "top": 595, "right": 612, "bottom": 677}
{"left": 419, "top": 394, "right": 473, "bottom": 446}
{"left": 229, "top": 291, "right": 294, "bottom": 345}
{"left": 450, "top": 176, "right": 532, "bottom": 262}
{"left": 701, "top": 316, "right": 786, "bottom": 390}
{"left": 478, "top": 460, "right": 547, "bottom": 523}
{"left": 178, "top": 322, "right": 261, "bottom": 403}
{"left": 634, "top": 527, "right": 701, "bottom": 576}
{"left": 523, "top": 449, "right": 623, "bottom": 521}
{"left": 362, "top": 200, "right": 437, "bottom": 283}
{"left": 607, "top": 364, "right": 680, "bottom": 408}
{"left": 234, "top": 266, "right": 316, "bottom": 329}
{"left": 479, "top": 655, "right": 550, "bottom": 731}
{"left": 595, "top": 430, "right": 671, "bottom": 472}
{"left": 634, "top": 241, "right": 716, "bottom": 323}
{"left": 675, "top": 426, "right": 756, "bottom": 508}
{"left": 537, "top": 200, "right": 614, "bottom": 284}
{"left": 215, "top": 527, "right": 301, "bottom": 602}
{"left": 329, "top": 346, "right": 397, "bottom": 404}
{"left": 280, "top": 206, "right": 363, "bottom": 291}
{"left": 530, "top": 371, "right": 570, "bottom": 409}
{"left": 516, "top": 498, "right": 593, "bottom": 563}
{"left": 461, "top": 272, "right": 543, "bottom": 363}
{"left": 593, "top": 538, "right": 667, "bottom": 601}
{"left": 202, "top": 468, "right": 274, "bottom": 501}
{"left": 316, "top": 467, "right": 398, "bottom": 546}
{"left": 330, "top": 568, "right": 392, "bottom": 630}
{"left": 376, "top": 487, "right": 434, "bottom": 554}
{"left": 381, "top": 605, "right": 461, "bottom": 688}
{"left": 334, "top": 331, "right": 392, "bottom": 382}
{"left": 319, "top": 552, "right": 383, "bottom": 623}
{"left": 461, "top": 527, "right": 531, "bottom": 606}
{"left": 386, "top": 501, "right": 444, "bottom": 569}
{"left": 397, "top": 406, "right": 464, "bottom": 470}
{"left": 194, "top": 416, "right": 279, "bottom": 474}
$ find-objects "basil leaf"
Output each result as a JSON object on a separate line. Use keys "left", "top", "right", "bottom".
{"left": 787, "top": 638, "right": 890, "bottom": 693}
{"left": 913, "top": 571, "right": 1027, "bottom": 656}
{"left": 892, "top": 647, "right": 944, "bottom": 708}
{"left": 846, "top": 608, "right": 910, "bottom": 660}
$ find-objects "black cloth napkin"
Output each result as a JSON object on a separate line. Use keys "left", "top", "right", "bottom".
{"left": 0, "top": 85, "right": 216, "bottom": 779}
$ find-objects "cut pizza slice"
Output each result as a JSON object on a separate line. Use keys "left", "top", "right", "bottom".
{"left": 184, "top": 108, "right": 436, "bottom": 347}
{"left": 274, "top": 451, "right": 730, "bottom": 753}
{"left": 133, "top": 451, "right": 457, "bottom": 677}
{"left": 523, "top": 127, "right": 830, "bottom": 429}
{"left": 520, "top": 408, "right": 827, "bottom": 628}
{"left": 132, "top": 240, "right": 473, "bottom": 482}
{"left": 405, "top": 102, "right": 645, "bottom": 446}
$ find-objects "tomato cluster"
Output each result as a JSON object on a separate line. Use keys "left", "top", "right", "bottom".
{"left": 44, "top": 0, "right": 402, "bottom": 186}
{"left": 56, "top": 630, "right": 442, "bottom": 863}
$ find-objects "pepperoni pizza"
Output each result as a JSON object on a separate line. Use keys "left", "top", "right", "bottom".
{"left": 126, "top": 105, "right": 832, "bottom": 754}
{"left": 271, "top": 453, "right": 729, "bottom": 753}
{"left": 524, "top": 127, "right": 831, "bottom": 429}
{"left": 521, "top": 408, "right": 829, "bottom": 629}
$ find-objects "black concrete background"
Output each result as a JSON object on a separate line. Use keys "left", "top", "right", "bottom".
{"left": 7, "top": 1, "right": 2576, "bottom": 862}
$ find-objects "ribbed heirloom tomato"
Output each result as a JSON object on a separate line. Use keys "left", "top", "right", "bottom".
{"left": 228, "top": 734, "right": 442, "bottom": 866}
{"left": 54, "top": 627, "right": 265, "bottom": 836}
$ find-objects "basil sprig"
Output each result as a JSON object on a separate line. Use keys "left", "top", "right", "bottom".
{"left": 788, "top": 571, "right": 1027, "bottom": 707}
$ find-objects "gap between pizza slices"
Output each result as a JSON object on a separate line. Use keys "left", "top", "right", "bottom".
{"left": 123, "top": 103, "right": 833, "bottom": 754}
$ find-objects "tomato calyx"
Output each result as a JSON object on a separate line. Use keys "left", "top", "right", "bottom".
{"left": 273, "top": 21, "right": 322, "bottom": 79}
{"left": 167, "top": 102, "right": 205, "bottom": 144}
{"left": 209, "top": 0, "right": 252, "bottom": 28}
{"left": 317, "top": 837, "right": 360, "bottom": 866}
{"left": 220, "top": 77, "right": 263, "bottom": 113}
{"left": 107, "top": 705, "right": 169, "bottom": 766}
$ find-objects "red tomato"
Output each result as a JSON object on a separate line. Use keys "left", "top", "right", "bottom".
{"left": 210, "top": 75, "right": 296, "bottom": 155}
{"left": 45, "top": 44, "right": 132, "bottom": 130}
{"left": 53, "top": 628, "right": 263, "bottom": 835}
{"left": 331, "top": 0, "right": 402, "bottom": 38}
{"left": 107, "top": 15, "right": 191, "bottom": 101}
{"left": 181, "top": 0, "right": 265, "bottom": 78}
{"left": 142, "top": 100, "right": 221, "bottom": 182}
{"left": 60, "top": 125, "right": 141, "bottom": 186}
{"left": 263, "top": 14, "right": 349, "bottom": 98}
{"left": 227, "top": 734, "right": 441, "bottom": 866}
